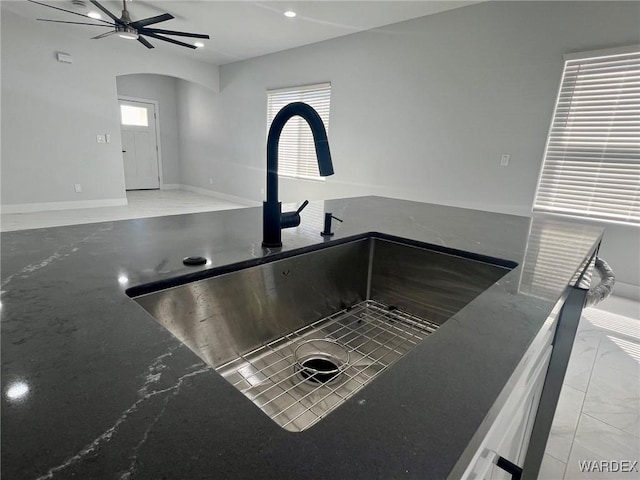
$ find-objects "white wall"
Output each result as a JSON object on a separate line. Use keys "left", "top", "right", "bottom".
{"left": 595, "top": 223, "right": 639, "bottom": 298}
{"left": 200, "top": 1, "right": 639, "bottom": 291}
{"left": 176, "top": 79, "right": 217, "bottom": 190}
{"left": 0, "top": 9, "right": 218, "bottom": 210}
{"left": 116, "top": 74, "right": 181, "bottom": 186}
{"left": 174, "top": 78, "right": 263, "bottom": 206}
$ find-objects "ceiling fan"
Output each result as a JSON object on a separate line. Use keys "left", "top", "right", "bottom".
{"left": 28, "top": 0, "right": 210, "bottom": 50}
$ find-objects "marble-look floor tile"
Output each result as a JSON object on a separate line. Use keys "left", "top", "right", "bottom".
{"left": 582, "top": 359, "right": 640, "bottom": 437}
{"left": 1, "top": 189, "right": 248, "bottom": 232}
{"left": 565, "top": 414, "right": 640, "bottom": 479}
{"left": 596, "top": 296, "right": 640, "bottom": 320}
{"left": 574, "top": 314, "right": 606, "bottom": 348}
{"left": 583, "top": 308, "right": 640, "bottom": 343}
{"left": 539, "top": 453, "right": 567, "bottom": 480}
{"left": 545, "top": 384, "right": 586, "bottom": 462}
{"left": 564, "top": 331, "right": 600, "bottom": 393}
{"left": 594, "top": 334, "right": 640, "bottom": 382}
{"left": 541, "top": 299, "right": 640, "bottom": 480}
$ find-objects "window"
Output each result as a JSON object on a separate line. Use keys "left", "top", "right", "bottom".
{"left": 533, "top": 46, "right": 640, "bottom": 226}
{"left": 267, "top": 83, "right": 331, "bottom": 180}
{"left": 120, "top": 105, "right": 148, "bottom": 126}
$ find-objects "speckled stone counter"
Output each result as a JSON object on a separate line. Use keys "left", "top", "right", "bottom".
{"left": 1, "top": 196, "right": 603, "bottom": 479}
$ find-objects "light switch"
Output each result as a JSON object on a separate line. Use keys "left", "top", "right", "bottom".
{"left": 96, "top": 134, "right": 106, "bottom": 144}
{"left": 105, "top": 134, "right": 111, "bottom": 143}
{"left": 56, "top": 52, "right": 73, "bottom": 64}
{"left": 500, "top": 154, "right": 510, "bottom": 166}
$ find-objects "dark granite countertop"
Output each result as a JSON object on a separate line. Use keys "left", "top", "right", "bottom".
{"left": 1, "top": 196, "right": 603, "bottom": 480}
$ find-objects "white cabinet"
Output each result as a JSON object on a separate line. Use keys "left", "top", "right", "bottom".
{"left": 488, "top": 346, "right": 552, "bottom": 479}
{"left": 460, "top": 296, "right": 563, "bottom": 480}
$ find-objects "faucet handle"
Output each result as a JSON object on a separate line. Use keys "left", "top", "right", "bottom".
{"left": 295, "top": 200, "right": 310, "bottom": 215}
{"left": 281, "top": 200, "right": 309, "bottom": 229}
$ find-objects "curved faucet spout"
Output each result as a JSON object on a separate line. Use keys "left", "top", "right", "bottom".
{"left": 263, "top": 102, "right": 334, "bottom": 248}
{"left": 266, "top": 102, "right": 333, "bottom": 203}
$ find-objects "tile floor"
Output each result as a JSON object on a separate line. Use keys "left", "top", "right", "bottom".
{"left": 541, "top": 295, "right": 640, "bottom": 479}
{"left": 1, "top": 189, "right": 638, "bottom": 479}
{"left": 0, "top": 189, "right": 247, "bottom": 232}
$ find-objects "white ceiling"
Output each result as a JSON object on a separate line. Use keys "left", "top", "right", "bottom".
{"left": 3, "top": 0, "right": 478, "bottom": 65}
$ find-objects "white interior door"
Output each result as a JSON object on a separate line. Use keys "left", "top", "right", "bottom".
{"left": 119, "top": 99, "right": 160, "bottom": 190}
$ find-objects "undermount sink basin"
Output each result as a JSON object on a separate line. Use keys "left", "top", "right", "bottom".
{"left": 127, "top": 233, "right": 516, "bottom": 432}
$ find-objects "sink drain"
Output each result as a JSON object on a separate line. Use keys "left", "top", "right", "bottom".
{"left": 294, "top": 339, "right": 349, "bottom": 385}
{"left": 298, "top": 357, "right": 341, "bottom": 384}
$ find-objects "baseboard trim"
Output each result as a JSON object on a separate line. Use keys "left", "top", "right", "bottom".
{"left": 1, "top": 198, "right": 128, "bottom": 214}
{"left": 161, "top": 184, "right": 181, "bottom": 190}
{"left": 612, "top": 281, "right": 640, "bottom": 302}
{"left": 179, "top": 185, "right": 260, "bottom": 207}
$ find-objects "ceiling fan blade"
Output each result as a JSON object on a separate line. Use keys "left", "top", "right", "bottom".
{"left": 140, "top": 28, "right": 209, "bottom": 39}
{"left": 37, "top": 18, "right": 115, "bottom": 27}
{"left": 131, "top": 13, "right": 174, "bottom": 28}
{"left": 91, "top": 30, "right": 118, "bottom": 40}
{"left": 27, "top": 0, "right": 113, "bottom": 25}
{"left": 141, "top": 31, "right": 196, "bottom": 49}
{"left": 88, "top": 0, "right": 122, "bottom": 24}
{"left": 137, "top": 36, "right": 155, "bottom": 49}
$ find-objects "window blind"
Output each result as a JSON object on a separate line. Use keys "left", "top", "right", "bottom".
{"left": 267, "top": 83, "right": 331, "bottom": 181}
{"left": 533, "top": 47, "right": 640, "bottom": 226}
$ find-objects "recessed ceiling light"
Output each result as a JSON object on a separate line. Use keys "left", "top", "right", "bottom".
{"left": 87, "top": 11, "right": 102, "bottom": 19}
{"left": 6, "top": 381, "right": 29, "bottom": 401}
{"left": 194, "top": 42, "right": 204, "bottom": 48}
{"left": 284, "top": 10, "right": 296, "bottom": 18}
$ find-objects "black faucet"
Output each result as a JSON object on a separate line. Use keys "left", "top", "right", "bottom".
{"left": 263, "top": 102, "right": 334, "bottom": 248}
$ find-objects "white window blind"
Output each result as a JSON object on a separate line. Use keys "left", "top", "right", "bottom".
{"left": 533, "top": 46, "right": 640, "bottom": 226}
{"left": 267, "top": 83, "right": 331, "bottom": 181}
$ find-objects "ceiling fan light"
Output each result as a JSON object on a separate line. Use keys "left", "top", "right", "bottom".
{"left": 284, "top": 10, "right": 296, "bottom": 18}
{"left": 117, "top": 26, "right": 139, "bottom": 40}
{"left": 118, "top": 32, "right": 139, "bottom": 40}
{"left": 31, "top": 0, "right": 209, "bottom": 51}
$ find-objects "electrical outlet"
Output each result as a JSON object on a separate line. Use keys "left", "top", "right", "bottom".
{"left": 74, "top": 184, "right": 82, "bottom": 193}
{"left": 260, "top": 188, "right": 265, "bottom": 196}
{"left": 500, "top": 154, "right": 510, "bottom": 166}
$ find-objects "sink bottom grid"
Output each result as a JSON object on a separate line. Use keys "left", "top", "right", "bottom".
{"left": 216, "top": 300, "right": 440, "bottom": 432}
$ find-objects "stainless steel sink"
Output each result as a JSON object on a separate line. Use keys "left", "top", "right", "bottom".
{"left": 128, "top": 233, "right": 516, "bottom": 432}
